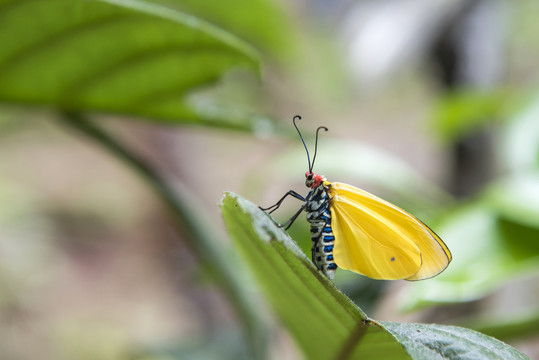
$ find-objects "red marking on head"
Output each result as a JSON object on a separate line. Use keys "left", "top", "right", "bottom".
{"left": 313, "top": 174, "right": 324, "bottom": 188}
{"left": 305, "top": 171, "right": 324, "bottom": 188}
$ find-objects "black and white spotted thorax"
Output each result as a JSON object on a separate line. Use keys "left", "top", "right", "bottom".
{"left": 304, "top": 174, "right": 337, "bottom": 280}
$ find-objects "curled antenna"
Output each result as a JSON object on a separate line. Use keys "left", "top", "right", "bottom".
{"left": 311, "top": 126, "right": 328, "bottom": 172}
{"left": 293, "top": 115, "right": 311, "bottom": 172}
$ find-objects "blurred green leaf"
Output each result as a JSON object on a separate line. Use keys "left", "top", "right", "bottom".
{"left": 432, "top": 90, "right": 508, "bottom": 142}
{"left": 401, "top": 203, "right": 506, "bottom": 309}
{"left": 220, "top": 193, "right": 527, "bottom": 359}
{"left": 0, "top": 0, "right": 260, "bottom": 128}
{"left": 485, "top": 172, "right": 539, "bottom": 229}
{"left": 485, "top": 173, "right": 539, "bottom": 266}
{"left": 148, "top": 0, "right": 292, "bottom": 58}
{"left": 499, "top": 91, "right": 539, "bottom": 172}
{"left": 497, "top": 218, "right": 539, "bottom": 261}
{"left": 404, "top": 90, "right": 539, "bottom": 312}
{"left": 401, "top": 194, "right": 539, "bottom": 310}
{"left": 465, "top": 308, "right": 539, "bottom": 342}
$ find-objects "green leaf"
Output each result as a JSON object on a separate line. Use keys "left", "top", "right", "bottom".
{"left": 221, "top": 192, "right": 408, "bottom": 359}
{"left": 147, "top": 0, "right": 292, "bottom": 58}
{"left": 220, "top": 193, "right": 528, "bottom": 359}
{"left": 382, "top": 322, "right": 529, "bottom": 360}
{"left": 484, "top": 172, "right": 539, "bottom": 262}
{"left": 0, "top": 0, "right": 260, "bottom": 128}
{"left": 485, "top": 172, "right": 539, "bottom": 229}
{"left": 466, "top": 308, "right": 539, "bottom": 342}
{"left": 400, "top": 204, "right": 506, "bottom": 309}
{"left": 432, "top": 90, "right": 508, "bottom": 142}
{"left": 499, "top": 91, "right": 539, "bottom": 172}
{"left": 401, "top": 194, "right": 539, "bottom": 310}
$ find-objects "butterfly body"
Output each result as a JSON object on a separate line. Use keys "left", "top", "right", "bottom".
{"left": 305, "top": 181, "right": 338, "bottom": 279}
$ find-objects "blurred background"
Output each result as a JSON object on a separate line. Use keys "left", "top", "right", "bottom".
{"left": 1, "top": 0, "right": 539, "bottom": 359}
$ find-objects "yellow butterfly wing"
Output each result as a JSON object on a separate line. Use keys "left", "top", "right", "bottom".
{"left": 327, "top": 182, "right": 452, "bottom": 280}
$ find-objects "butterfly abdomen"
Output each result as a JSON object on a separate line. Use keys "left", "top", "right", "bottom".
{"left": 306, "top": 184, "right": 338, "bottom": 279}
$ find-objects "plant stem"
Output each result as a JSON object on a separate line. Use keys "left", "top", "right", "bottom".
{"left": 59, "top": 112, "right": 267, "bottom": 358}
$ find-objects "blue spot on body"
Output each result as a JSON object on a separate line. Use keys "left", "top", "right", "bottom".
{"left": 391, "top": 257, "right": 395, "bottom": 262}
{"left": 323, "top": 245, "right": 334, "bottom": 253}
{"left": 323, "top": 227, "right": 332, "bottom": 233}
{"left": 327, "top": 263, "right": 337, "bottom": 270}
{"left": 323, "top": 236, "right": 335, "bottom": 243}
{"left": 326, "top": 255, "right": 334, "bottom": 261}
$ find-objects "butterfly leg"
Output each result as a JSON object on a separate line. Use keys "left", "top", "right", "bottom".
{"left": 259, "top": 190, "right": 305, "bottom": 214}
{"left": 283, "top": 204, "right": 307, "bottom": 230}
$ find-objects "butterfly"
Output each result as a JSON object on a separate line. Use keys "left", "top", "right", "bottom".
{"left": 260, "top": 115, "right": 451, "bottom": 280}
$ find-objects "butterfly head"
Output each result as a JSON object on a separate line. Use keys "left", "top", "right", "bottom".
{"left": 305, "top": 171, "right": 325, "bottom": 189}
{"left": 292, "top": 115, "right": 328, "bottom": 189}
